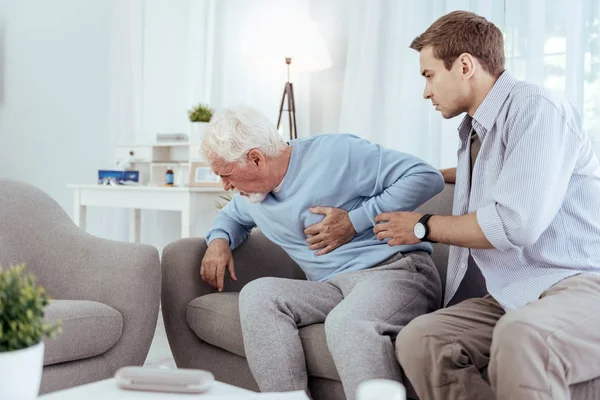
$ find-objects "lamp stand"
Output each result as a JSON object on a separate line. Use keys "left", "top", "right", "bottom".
{"left": 276, "top": 57, "right": 298, "bottom": 140}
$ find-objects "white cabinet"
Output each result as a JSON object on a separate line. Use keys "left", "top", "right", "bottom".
{"left": 115, "top": 145, "right": 153, "bottom": 162}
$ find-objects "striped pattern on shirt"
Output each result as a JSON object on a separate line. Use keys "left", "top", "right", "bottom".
{"left": 445, "top": 71, "right": 600, "bottom": 311}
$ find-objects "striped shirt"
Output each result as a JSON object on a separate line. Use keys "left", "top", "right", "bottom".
{"left": 444, "top": 71, "right": 600, "bottom": 311}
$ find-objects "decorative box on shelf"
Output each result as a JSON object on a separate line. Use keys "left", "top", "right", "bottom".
{"left": 98, "top": 170, "right": 140, "bottom": 186}
{"left": 114, "top": 141, "right": 221, "bottom": 188}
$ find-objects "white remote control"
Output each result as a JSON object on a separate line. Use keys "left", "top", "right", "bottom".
{"left": 114, "top": 366, "right": 215, "bottom": 394}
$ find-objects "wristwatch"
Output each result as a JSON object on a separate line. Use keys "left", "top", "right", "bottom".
{"left": 414, "top": 214, "right": 436, "bottom": 243}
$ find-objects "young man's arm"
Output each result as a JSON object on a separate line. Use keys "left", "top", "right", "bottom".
{"left": 440, "top": 167, "right": 456, "bottom": 183}
{"left": 374, "top": 96, "right": 582, "bottom": 250}
{"left": 373, "top": 211, "right": 493, "bottom": 248}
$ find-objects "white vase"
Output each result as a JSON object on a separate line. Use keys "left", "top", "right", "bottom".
{"left": 0, "top": 342, "right": 45, "bottom": 400}
{"left": 190, "top": 121, "right": 209, "bottom": 143}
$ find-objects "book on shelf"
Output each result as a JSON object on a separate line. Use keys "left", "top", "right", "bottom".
{"left": 156, "top": 133, "right": 189, "bottom": 142}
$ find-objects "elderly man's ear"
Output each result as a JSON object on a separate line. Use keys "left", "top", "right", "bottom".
{"left": 247, "top": 149, "right": 265, "bottom": 167}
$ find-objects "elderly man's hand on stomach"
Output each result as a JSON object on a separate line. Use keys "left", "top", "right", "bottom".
{"left": 304, "top": 207, "right": 357, "bottom": 256}
{"left": 201, "top": 238, "right": 237, "bottom": 291}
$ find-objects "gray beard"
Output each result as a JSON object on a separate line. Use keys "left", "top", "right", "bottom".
{"left": 245, "top": 192, "right": 267, "bottom": 203}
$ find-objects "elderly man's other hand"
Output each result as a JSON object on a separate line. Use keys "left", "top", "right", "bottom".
{"left": 304, "top": 207, "right": 357, "bottom": 256}
{"left": 201, "top": 238, "right": 237, "bottom": 291}
{"left": 373, "top": 212, "right": 423, "bottom": 246}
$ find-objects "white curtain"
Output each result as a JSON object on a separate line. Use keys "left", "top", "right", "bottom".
{"left": 105, "top": 0, "right": 144, "bottom": 242}
{"left": 338, "top": 0, "right": 505, "bottom": 168}
{"left": 504, "top": 0, "right": 600, "bottom": 153}
{"left": 106, "top": 0, "right": 600, "bottom": 246}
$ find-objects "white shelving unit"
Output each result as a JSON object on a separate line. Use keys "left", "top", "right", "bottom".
{"left": 115, "top": 141, "right": 211, "bottom": 187}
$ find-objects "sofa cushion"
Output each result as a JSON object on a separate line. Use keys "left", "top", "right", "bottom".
{"left": 187, "top": 293, "right": 341, "bottom": 381}
{"left": 187, "top": 293, "right": 246, "bottom": 358}
{"left": 43, "top": 300, "right": 123, "bottom": 366}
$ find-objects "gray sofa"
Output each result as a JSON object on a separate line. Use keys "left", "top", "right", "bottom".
{"left": 162, "top": 184, "right": 600, "bottom": 399}
{"left": 0, "top": 180, "right": 161, "bottom": 394}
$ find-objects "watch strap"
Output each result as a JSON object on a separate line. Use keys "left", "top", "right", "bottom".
{"left": 418, "top": 214, "right": 436, "bottom": 243}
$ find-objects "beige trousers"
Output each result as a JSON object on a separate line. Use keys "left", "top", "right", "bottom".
{"left": 395, "top": 273, "right": 600, "bottom": 400}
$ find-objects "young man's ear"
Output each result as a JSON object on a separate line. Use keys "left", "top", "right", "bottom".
{"left": 247, "top": 149, "right": 265, "bottom": 167}
{"left": 459, "top": 53, "right": 476, "bottom": 79}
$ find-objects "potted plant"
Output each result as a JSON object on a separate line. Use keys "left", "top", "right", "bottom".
{"left": 188, "top": 103, "right": 214, "bottom": 142}
{"left": 0, "top": 264, "right": 61, "bottom": 400}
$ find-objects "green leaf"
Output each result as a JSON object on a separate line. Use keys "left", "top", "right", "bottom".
{"left": 0, "top": 264, "right": 61, "bottom": 352}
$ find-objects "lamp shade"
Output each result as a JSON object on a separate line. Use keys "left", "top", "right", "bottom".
{"left": 246, "top": 18, "right": 332, "bottom": 72}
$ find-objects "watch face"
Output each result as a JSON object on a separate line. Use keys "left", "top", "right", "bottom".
{"left": 414, "top": 223, "right": 426, "bottom": 239}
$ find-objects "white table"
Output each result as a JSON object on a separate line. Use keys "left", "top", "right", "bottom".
{"left": 40, "top": 378, "right": 309, "bottom": 399}
{"left": 68, "top": 184, "right": 227, "bottom": 242}
{"left": 40, "top": 378, "right": 252, "bottom": 399}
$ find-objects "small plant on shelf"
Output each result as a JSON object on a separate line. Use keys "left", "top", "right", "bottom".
{"left": 188, "top": 104, "right": 214, "bottom": 123}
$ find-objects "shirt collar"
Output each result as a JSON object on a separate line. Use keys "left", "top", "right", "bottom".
{"left": 272, "top": 143, "right": 296, "bottom": 195}
{"left": 458, "top": 71, "right": 518, "bottom": 141}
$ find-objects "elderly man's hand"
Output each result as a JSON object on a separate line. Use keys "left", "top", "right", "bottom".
{"left": 304, "top": 207, "right": 357, "bottom": 256}
{"left": 200, "top": 238, "right": 237, "bottom": 291}
{"left": 373, "top": 212, "right": 423, "bottom": 246}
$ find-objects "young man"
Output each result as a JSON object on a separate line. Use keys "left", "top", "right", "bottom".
{"left": 199, "top": 106, "right": 444, "bottom": 399}
{"left": 375, "top": 10, "right": 600, "bottom": 400}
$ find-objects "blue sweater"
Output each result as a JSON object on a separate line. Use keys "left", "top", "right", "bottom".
{"left": 206, "top": 134, "right": 444, "bottom": 282}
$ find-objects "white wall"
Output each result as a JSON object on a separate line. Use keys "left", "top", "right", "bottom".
{"left": 0, "top": 0, "right": 121, "bottom": 239}
{"left": 1, "top": 0, "right": 597, "bottom": 249}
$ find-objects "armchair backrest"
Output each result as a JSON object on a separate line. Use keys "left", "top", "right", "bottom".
{"left": 0, "top": 179, "right": 79, "bottom": 293}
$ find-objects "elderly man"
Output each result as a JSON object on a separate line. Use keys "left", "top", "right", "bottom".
{"left": 199, "top": 106, "right": 444, "bottom": 400}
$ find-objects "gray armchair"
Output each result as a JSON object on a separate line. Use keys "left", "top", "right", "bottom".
{"left": 0, "top": 180, "right": 161, "bottom": 394}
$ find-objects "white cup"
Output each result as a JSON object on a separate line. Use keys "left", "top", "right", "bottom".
{"left": 356, "top": 379, "right": 406, "bottom": 400}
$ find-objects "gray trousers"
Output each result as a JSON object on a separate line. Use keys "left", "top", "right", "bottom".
{"left": 239, "top": 251, "right": 442, "bottom": 400}
{"left": 396, "top": 273, "right": 600, "bottom": 400}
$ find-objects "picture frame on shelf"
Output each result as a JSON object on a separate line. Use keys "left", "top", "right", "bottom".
{"left": 189, "top": 161, "right": 222, "bottom": 188}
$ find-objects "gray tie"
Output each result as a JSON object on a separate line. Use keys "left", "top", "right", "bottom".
{"left": 470, "top": 131, "right": 481, "bottom": 175}
{"left": 468, "top": 130, "right": 486, "bottom": 295}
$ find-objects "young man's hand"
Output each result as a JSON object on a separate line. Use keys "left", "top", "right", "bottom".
{"left": 200, "top": 238, "right": 237, "bottom": 291}
{"left": 440, "top": 168, "right": 456, "bottom": 183}
{"left": 304, "top": 207, "right": 357, "bottom": 256}
{"left": 373, "top": 212, "right": 423, "bottom": 246}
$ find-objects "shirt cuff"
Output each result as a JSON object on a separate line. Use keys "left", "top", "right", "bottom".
{"left": 206, "top": 230, "right": 232, "bottom": 249}
{"left": 348, "top": 207, "right": 373, "bottom": 233}
{"left": 476, "top": 204, "right": 517, "bottom": 251}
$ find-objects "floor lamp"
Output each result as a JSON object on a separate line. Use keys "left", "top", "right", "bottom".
{"left": 261, "top": 19, "right": 331, "bottom": 141}
{"left": 277, "top": 57, "right": 297, "bottom": 140}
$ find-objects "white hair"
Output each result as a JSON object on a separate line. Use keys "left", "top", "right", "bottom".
{"left": 200, "top": 106, "right": 287, "bottom": 164}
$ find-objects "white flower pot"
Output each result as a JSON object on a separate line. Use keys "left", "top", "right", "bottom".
{"left": 190, "top": 121, "right": 209, "bottom": 143}
{"left": 0, "top": 342, "right": 45, "bottom": 400}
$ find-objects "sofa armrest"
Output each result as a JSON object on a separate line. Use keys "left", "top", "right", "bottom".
{"left": 162, "top": 230, "right": 304, "bottom": 297}
{"left": 161, "top": 230, "right": 304, "bottom": 368}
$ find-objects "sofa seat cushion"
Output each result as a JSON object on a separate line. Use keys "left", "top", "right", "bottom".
{"left": 187, "top": 293, "right": 246, "bottom": 358}
{"left": 43, "top": 300, "right": 123, "bottom": 366}
{"left": 186, "top": 293, "right": 341, "bottom": 381}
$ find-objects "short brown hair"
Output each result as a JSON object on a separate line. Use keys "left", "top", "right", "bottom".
{"left": 410, "top": 11, "right": 505, "bottom": 76}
